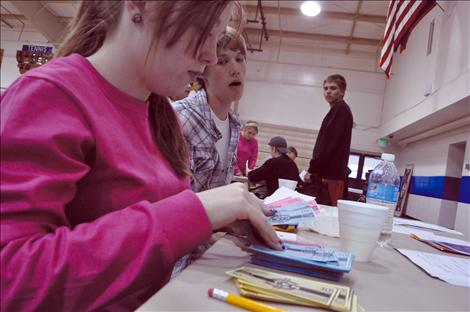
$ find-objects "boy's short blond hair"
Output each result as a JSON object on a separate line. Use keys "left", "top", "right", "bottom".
{"left": 217, "top": 26, "right": 247, "bottom": 57}
{"left": 324, "top": 74, "right": 347, "bottom": 93}
{"left": 197, "top": 26, "right": 247, "bottom": 89}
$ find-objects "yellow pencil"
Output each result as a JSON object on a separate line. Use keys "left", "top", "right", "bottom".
{"left": 208, "top": 288, "right": 285, "bottom": 312}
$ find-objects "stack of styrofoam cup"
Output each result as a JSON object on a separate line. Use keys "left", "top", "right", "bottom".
{"left": 337, "top": 200, "right": 388, "bottom": 262}
{"left": 278, "top": 179, "right": 298, "bottom": 190}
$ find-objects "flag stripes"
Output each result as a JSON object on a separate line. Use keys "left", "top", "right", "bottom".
{"left": 380, "top": 0, "right": 437, "bottom": 78}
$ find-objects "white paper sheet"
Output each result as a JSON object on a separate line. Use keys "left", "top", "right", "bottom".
{"left": 299, "top": 170, "right": 307, "bottom": 182}
{"left": 397, "top": 248, "right": 470, "bottom": 288}
{"left": 411, "top": 232, "right": 470, "bottom": 247}
{"left": 264, "top": 186, "right": 316, "bottom": 204}
{"left": 394, "top": 218, "right": 463, "bottom": 235}
{"left": 393, "top": 224, "right": 435, "bottom": 236}
{"left": 275, "top": 231, "right": 297, "bottom": 241}
{"left": 303, "top": 207, "right": 340, "bottom": 237}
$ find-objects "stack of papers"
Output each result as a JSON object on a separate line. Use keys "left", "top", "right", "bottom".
{"left": 393, "top": 218, "right": 463, "bottom": 236}
{"left": 227, "top": 266, "right": 364, "bottom": 312}
{"left": 411, "top": 232, "right": 470, "bottom": 256}
{"left": 397, "top": 249, "right": 470, "bottom": 288}
{"left": 247, "top": 240, "right": 354, "bottom": 281}
{"left": 267, "top": 202, "right": 316, "bottom": 226}
{"left": 266, "top": 196, "right": 318, "bottom": 233}
{"left": 264, "top": 187, "right": 342, "bottom": 237}
{"left": 264, "top": 186, "right": 317, "bottom": 205}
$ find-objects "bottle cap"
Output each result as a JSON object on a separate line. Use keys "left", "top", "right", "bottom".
{"left": 381, "top": 153, "right": 395, "bottom": 162}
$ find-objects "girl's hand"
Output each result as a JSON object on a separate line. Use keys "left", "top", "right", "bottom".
{"left": 196, "top": 183, "right": 282, "bottom": 250}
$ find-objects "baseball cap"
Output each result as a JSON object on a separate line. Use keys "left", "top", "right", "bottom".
{"left": 268, "top": 136, "right": 288, "bottom": 154}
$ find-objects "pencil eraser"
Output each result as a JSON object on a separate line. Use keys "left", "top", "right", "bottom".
{"left": 208, "top": 288, "right": 214, "bottom": 297}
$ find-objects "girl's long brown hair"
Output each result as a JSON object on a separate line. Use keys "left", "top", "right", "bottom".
{"left": 58, "top": 1, "right": 242, "bottom": 178}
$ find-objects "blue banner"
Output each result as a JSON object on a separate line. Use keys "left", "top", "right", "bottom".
{"left": 22, "top": 45, "right": 53, "bottom": 53}
{"left": 408, "top": 175, "right": 469, "bottom": 204}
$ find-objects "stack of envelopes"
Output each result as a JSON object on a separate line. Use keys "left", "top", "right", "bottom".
{"left": 247, "top": 241, "right": 354, "bottom": 281}
{"left": 227, "top": 267, "right": 365, "bottom": 312}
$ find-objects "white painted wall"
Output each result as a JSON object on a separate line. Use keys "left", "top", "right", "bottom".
{"left": 455, "top": 203, "right": 470, "bottom": 239}
{"left": 394, "top": 126, "right": 470, "bottom": 237}
{"left": 378, "top": 1, "right": 470, "bottom": 236}
{"left": 380, "top": 1, "right": 470, "bottom": 138}
{"left": 239, "top": 44, "right": 386, "bottom": 153}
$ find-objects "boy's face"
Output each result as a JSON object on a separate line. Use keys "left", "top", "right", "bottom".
{"left": 204, "top": 48, "right": 246, "bottom": 104}
{"left": 323, "top": 81, "right": 344, "bottom": 104}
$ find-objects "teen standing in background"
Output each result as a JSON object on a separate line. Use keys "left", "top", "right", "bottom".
{"left": 304, "top": 74, "right": 353, "bottom": 206}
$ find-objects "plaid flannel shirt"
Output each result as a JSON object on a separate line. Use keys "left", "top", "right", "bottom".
{"left": 173, "top": 89, "right": 241, "bottom": 192}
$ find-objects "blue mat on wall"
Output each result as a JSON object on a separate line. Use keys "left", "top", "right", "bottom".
{"left": 408, "top": 176, "right": 469, "bottom": 204}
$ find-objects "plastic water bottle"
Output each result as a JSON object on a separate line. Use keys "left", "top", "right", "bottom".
{"left": 366, "top": 153, "right": 400, "bottom": 247}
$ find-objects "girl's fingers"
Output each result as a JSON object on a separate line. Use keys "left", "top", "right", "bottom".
{"left": 248, "top": 209, "right": 282, "bottom": 250}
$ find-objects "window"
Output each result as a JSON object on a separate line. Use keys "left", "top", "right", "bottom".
{"left": 346, "top": 151, "right": 381, "bottom": 200}
{"left": 348, "top": 154, "right": 360, "bottom": 178}
{"left": 362, "top": 156, "right": 381, "bottom": 180}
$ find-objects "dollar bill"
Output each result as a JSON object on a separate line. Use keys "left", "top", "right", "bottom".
{"left": 226, "top": 266, "right": 337, "bottom": 306}
{"left": 268, "top": 202, "right": 316, "bottom": 225}
{"left": 231, "top": 268, "right": 355, "bottom": 311}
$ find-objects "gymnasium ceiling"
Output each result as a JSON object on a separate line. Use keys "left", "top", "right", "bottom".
{"left": 1, "top": 0, "right": 388, "bottom": 57}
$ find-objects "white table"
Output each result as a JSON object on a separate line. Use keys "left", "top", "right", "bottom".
{"left": 138, "top": 220, "right": 470, "bottom": 311}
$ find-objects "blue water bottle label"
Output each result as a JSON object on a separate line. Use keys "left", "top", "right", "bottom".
{"left": 367, "top": 183, "right": 399, "bottom": 203}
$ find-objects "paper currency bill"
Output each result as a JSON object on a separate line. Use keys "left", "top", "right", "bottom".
{"left": 268, "top": 202, "right": 316, "bottom": 225}
{"left": 226, "top": 266, "right": 337, "bottom": 306}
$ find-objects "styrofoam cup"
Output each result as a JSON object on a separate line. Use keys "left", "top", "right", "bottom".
{"left": 337, "top": 200, "right": 388, "bottom": 262}
{"left": 278, "top": 179, "right": 298, "bottom": 190}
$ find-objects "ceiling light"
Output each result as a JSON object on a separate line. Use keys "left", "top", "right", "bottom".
{"left": 300, "top": 1, "right": 321, "bottom": 17}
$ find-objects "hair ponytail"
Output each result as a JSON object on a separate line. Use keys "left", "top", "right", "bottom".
{"left": 148, "top": 94, "right": 189, "bottom": 177}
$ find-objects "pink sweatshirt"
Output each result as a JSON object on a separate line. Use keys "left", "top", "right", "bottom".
{"left": 0, "top": 54, "right": 212, "bottom": 311}
{"left": 234, "top": 134, "right": 258, "bottom": 176}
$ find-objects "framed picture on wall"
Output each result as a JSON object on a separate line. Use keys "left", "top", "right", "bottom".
{"left": 395, "top": 164, "right": 414, "bottom": 217}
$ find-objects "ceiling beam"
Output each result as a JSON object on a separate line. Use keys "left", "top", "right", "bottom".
{"left": 1, "top": 13, "right": 27, "bottom": 20}
{"left": 1, "top": 18, "right": 14, "bottom": 29}
{"left": 1, "top": 12, "right": 69, "bottom": 23}
{"left": 251, "top": 39, "right": 378, "bottom": 58}
{"left": 9, "top": 1, "right": 66, "bottom": 45}
{"left": 245, "top": 27, "right": 381, "bottom": 47}
{"left": 346, "top": 0, "right": 363, "bottom": 54}
{"left": 245, "top": 5, "right": 385, "bottom": 24}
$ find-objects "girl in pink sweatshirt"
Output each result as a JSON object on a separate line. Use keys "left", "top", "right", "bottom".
{"left": 0, "top": 2, "right": 281, "bottom": 311}
{"left": 235, "top": 121, "right": 259, "bottom": 176}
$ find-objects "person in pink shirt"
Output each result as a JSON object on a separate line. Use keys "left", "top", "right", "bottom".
{"left": 235, "top": 121, "right": 259, "bottom": 176}
{"left": 0, "top": 1, "right": 282, "bottom": 311}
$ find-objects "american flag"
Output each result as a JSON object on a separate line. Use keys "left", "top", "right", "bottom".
{"left": 380, "top": 0, "right": 437, "bottom": 78}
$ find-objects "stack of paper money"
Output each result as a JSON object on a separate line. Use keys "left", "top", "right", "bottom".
{"left": 266, "top": 197, "right": 318, "bottom": 232}
{"left": 267, "top": 201, "right": 316, "bottom": 227}
{"left": 227, "top": 267, "right": 365, "bottom": 312}
{"left": 247, "top": 241, "right": 354, "bottom": 281}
